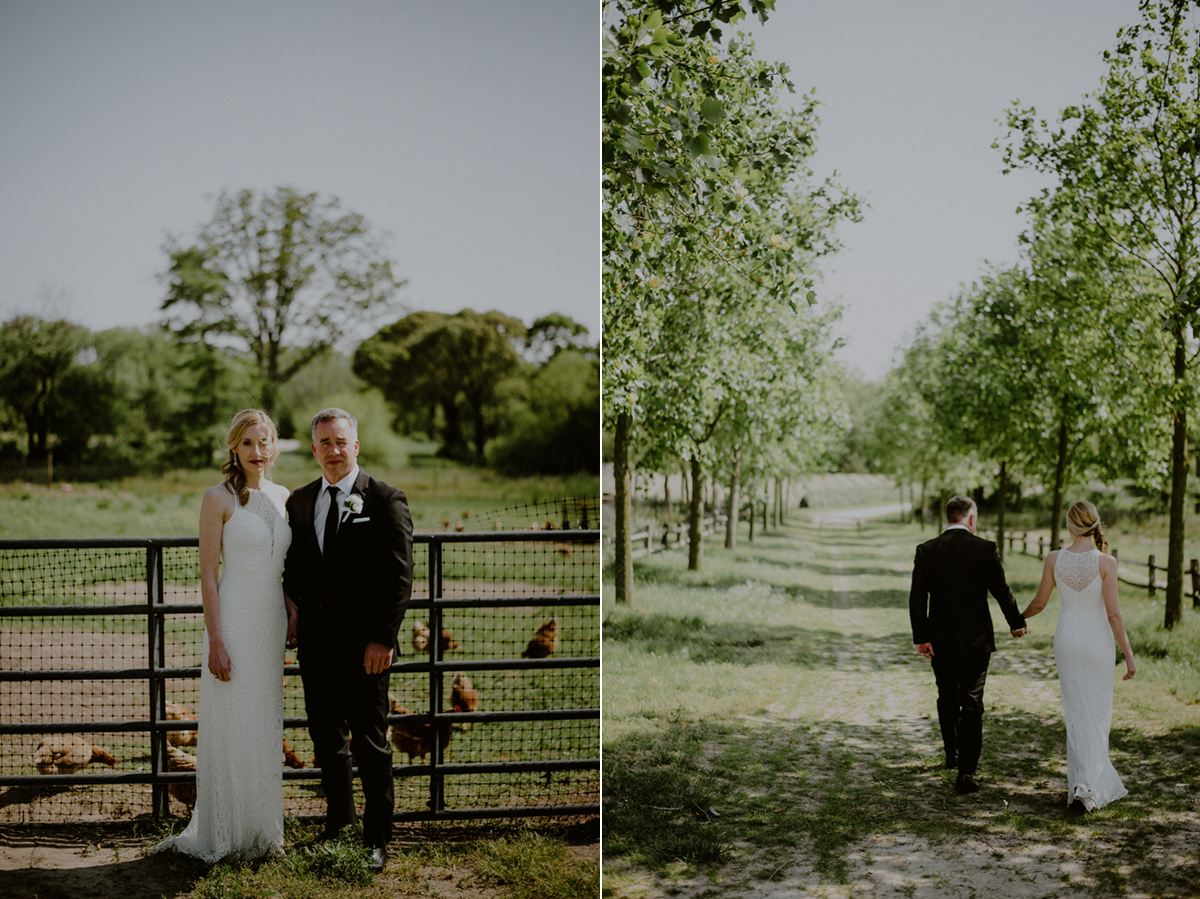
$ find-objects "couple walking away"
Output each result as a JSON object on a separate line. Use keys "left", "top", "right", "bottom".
{"left": 155, "top": 407, "right": 414, "bottom": 871}
{"left": 909, "top": 496, "right": 1135, "bottom": 812}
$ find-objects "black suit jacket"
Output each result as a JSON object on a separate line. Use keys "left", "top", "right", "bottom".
{"left": 282, "top": 469, "right": 414, "bottom": 655}
{"left": 908, "top": 527, "right": 1025, "bottom": 653}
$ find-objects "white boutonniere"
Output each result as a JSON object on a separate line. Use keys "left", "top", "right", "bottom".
{"left": 344, "top": 494, "right": 364, "bottom": 515}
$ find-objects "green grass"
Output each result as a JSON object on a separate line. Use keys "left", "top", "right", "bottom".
{"left": 603, "top": 514, "right": 1200, "bottom": 897}
{"left": 0, "top": 440, "right": 599, "bottom": 539}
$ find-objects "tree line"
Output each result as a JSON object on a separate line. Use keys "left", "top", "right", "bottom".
{"left": 3, "top": 187, "right": 598, "bottom": 478}
{"left": 863, "top": 0, "right": 1199, "bottom": 631}
{"left": 602, "top": 0, "right": 861, "bottom": 601}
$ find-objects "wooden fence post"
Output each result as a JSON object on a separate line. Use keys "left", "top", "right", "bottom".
{"left": 1023, "top": 533, "right": 1028, "bottom": 556}
{"left": 1038, "top": 536, "right": 1044, "bottom": 560}
{"left": 1191, "top": 559, "right": 1199, "bottom": 608}
{"left": 1148, "top": 555, "right": 1156, "bottom": 597}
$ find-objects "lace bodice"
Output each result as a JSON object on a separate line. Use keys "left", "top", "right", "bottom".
{"left": 1055, "top": 548, "right": 1100, "bottom": 593}
{"left": 221, "top": 488, "right": 290, "bottom": 578}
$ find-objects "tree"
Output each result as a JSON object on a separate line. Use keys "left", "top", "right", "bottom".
{"left": 354, "top": 309, "right": 527, "bottom": 463}
{"left": 161, "top": 187, "right": 404, "bottom": 412}
{"left": 524, "top": 313, "right": 592, "bottom": 364}
{"left": 999, "top": 0, "right": 1200, "bottom": 627}
{"left": 603, "top": 0, "right": 860, "bottom": 595}
{"left": 0, "top": 316, "right": 83, "bottom": 460}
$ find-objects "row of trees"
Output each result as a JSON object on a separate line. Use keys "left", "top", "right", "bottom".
{"left": 875, "top": 0, "right": 1199, "bottom": 629}
{"left": 4, "top": 187, "right": 597, "bottom": 477}
{"left": 602, "top": 0, "right": 861, "bottom": 601}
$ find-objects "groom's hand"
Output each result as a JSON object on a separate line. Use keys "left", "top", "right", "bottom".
{"left": 364, "top": 641, "right": 394, "bottom": 675}
{"left": 915, "top": 642, "right": 934, "bottom": 659}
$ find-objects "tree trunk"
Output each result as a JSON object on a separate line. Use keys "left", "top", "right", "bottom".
{"left": 762, "top": 483, "right": 768, "bottom": 531}
{"left": 664, "top": 473, "right": 672, "bottom": 523}
{"left": 996, "top": 460, "right": 1007, "bottom": 562}
{"left": 688, "top": 457, "right": 704, "bottom": 571}
{"left": 1050, "top": 397, "right": 1070, "bottom": 552}
{"left": 725, "top": 447, "right": 741, "bottom": 550}
{"left": 1166, "top": 329, "right": 1188, "bottom": 628}
{"left": 919, "top": 478, "right": 927, "bottom": 531}
{"left": 772, "top": 478, "right": 781, "bottom": 529}
{"left": 612, "top": 411, "right": 635, "bottom": 604}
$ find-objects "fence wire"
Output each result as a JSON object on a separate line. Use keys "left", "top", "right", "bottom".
{"left": 0, "top": 498, "right": 599, "bottom": 824}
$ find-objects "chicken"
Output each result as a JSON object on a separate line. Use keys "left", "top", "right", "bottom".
{"left": 412, "top": 621, "right": 430, "bottom": 652}
{"left": 451, "top": 671, "right": 479, "bottom": 713}
{"left": 440, "top": 626, "right": 460, "bottom": 652}
{"left": 282, "top": 737, "right": 306, "bottom": 769}
{"left": 522, "top": 617, "right": 559, "bottom": 659}
{"left": 454, "top": 521, "right": 465, "bottom": 532}
{"left": 166, "top": 745, "right": 197, "bottom": 809}
{"left": 388, "top": 699, "right": 456, "bottom": 762}
{"left": 165, "top": 701, "right": 197, "bottom": 747}
{"left": 33, "top": 735, "right": 117, "bottom": 775}
{"left": 554, "top": 543, "right": 573, "bottom": 558}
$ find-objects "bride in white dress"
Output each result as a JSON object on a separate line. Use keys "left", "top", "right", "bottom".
{"left": 155, "top": 409, "right": 296, "bottom": 861}
{"left": 1022, "top": 501, "right": 1136, "bottom": 814}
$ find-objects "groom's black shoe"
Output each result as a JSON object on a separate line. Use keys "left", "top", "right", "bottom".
{"left": 955, "top": 773, "right": 980, "bottom": 794}
{"left": 367, "top": 845, "right": 388, "bottom": 873}
{"left": 944, "top": 755, "right": 958, "bottom": 770}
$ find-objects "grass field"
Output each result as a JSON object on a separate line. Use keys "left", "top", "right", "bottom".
{"left": 0, "top": 438, "right": 599, "bottom": 538}
{"left": 602, "top": 513, "right": 1200, "bottom": 898}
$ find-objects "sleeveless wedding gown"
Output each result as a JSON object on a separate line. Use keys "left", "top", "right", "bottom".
{"left": 155, "top": 488, "right": 292, "bottom": 861}
{"left": 1053, "top": 548, "right": 1127, "bottom": 811}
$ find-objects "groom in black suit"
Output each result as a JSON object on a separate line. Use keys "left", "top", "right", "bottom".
{"left": 909, "top": 496, "right": 1026, "bottom": 794}
{"left": 283, "top": 408, "right": 413, "bottom": 870}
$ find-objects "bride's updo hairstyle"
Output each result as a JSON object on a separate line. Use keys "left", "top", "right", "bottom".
{"left": 221, "top": 409, "right": 279, "bottom": 507}
{"left": 1066, "top": 500, "right": 1108, "bottom": 554}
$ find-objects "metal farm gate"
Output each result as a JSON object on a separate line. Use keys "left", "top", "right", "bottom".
{"left": 0, "top": 502, "right": 599, "bottom": 824}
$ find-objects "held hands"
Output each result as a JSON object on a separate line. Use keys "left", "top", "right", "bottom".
{"left": 363, "top": 641, "right": 394, "bottom": 675}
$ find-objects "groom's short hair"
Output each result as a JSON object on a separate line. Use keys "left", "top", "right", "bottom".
{"left": 946, "top": 496, "right": 976, "bottom": 524}
{"left": 311, "top": 407, "right": 358, "bottom": 441}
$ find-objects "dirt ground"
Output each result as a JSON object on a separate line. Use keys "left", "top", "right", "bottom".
{"left": 0, "top": 818, "right": 600, "bottom": 899}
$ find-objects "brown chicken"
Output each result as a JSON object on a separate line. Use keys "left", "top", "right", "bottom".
{"left": 388, "top": 698, "right": 456, "bottom": 762}
{"left": 165, "top": 701, "right": 198, "bottom": 747}
{"left": 282, "top": 737, "right": 306, "bottom": 769}
{"left": 33, "top": 735, "right": 117, "bottom": 775}
{"left": 521, "top": 617, "right": 559, "bottom": 658}
{"left": 451, "top": 671, "right": 479, "bottom": 713}
{"left": 166, "top": 745, "right": 197, "bottom": 809}
{"left": 412, "top": 621, "right": 430, "bottom": 652}
{"left": 440, "top": 626, "right": 460, "bottom": 652}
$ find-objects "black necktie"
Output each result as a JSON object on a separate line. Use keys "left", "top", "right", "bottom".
{"left": 323, "top": 485, "right": 340, "bottom": 555}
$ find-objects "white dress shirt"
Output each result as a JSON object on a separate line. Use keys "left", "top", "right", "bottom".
{"left": 314, "top": 464, "right": 360, "bottom": 554}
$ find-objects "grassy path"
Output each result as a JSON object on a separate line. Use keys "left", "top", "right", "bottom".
{"left": 602, "top": 515, "right": 1200, "bottom": 899}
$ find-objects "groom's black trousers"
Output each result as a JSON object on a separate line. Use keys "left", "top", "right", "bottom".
{"left": 299, "top": 646, "right": 393, "bottom": 847}
{"left": 930, "top": 648, "right": 989, "bottom": 775}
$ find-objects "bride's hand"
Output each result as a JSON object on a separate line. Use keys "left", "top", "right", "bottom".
{"left": 1123, "top": 661, "right": 1136, "bottom": 681}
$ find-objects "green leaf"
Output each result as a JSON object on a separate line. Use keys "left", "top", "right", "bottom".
{"left": 700, "top": 98, "right": 726, "bottom": 125}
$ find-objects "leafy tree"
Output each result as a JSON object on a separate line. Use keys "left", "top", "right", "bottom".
{"left": 603, "top": 0, "right": 860, "bottom": 593}
{"left": 487, "top": 349, "right": 600, "bottom": 475}
{"left": 524, "top": 313, "right": 592, "bottom": 364}
{"left": 354, "top": 309, "right": 527, "bottom": 463}
{"left": 0, "top": 316, "right": 83, "bottom": 459}
{"left": 161, "top": 187, "right": 404, "bottom": 412}
{"left": 998, "top": 0, "right": 1200, "bottom": 627}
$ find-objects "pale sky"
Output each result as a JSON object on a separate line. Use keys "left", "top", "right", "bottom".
{"left": 0, "top": 0, "right": 597, "bottom": 349}
{"left": 740, "top": 0, "right": 1147, "bottom": 379}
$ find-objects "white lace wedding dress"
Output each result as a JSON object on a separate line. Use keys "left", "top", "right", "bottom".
{"left": 155, "top": 487, "right": 292, "bottom": 861}
{"left": 1053, "top": 548, "right": 1127, "bottom": 811}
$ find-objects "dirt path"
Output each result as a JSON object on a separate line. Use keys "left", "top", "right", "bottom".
{"left": 603, "top": 516, "right": 1200, "bottom": 899}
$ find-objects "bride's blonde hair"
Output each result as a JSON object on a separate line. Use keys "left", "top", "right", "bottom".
{"left": 1066, "top": 500, "right": 1108, "bottom": 553}
{"left": 221, "top": 409, "right": 279, "bottom": 507}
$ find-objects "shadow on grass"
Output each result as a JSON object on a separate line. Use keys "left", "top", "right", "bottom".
{"left": 603, "top": 611, "right": 919, "bottom": 670}
{"left": 603, "top": 709, "right": 1200, "bottom": 892}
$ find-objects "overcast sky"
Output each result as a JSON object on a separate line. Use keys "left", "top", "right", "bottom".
{"left": 0, "top": 0, "right": 597, "bottom": 350}
{"left": 738, "top": 0, "right": 1147, "bottom": 379}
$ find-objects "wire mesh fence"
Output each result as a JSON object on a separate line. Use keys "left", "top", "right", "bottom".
{"left": 0, "top": 498, "right": 599, "bottom": 825}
